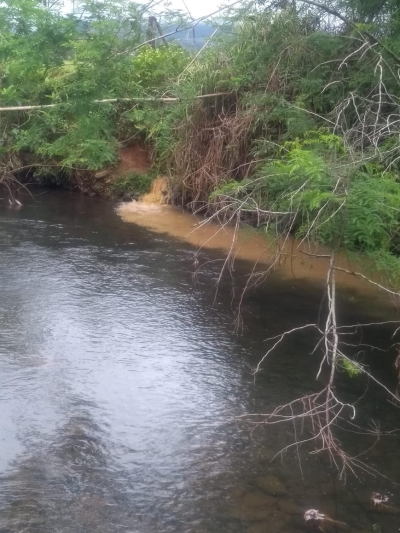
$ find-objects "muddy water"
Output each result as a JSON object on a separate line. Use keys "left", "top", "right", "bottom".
{"left": 0, "top": 190, "right": 399, "bottom": 533}
{"left": 117, "top": 199, "right": 386, "bottom": 297}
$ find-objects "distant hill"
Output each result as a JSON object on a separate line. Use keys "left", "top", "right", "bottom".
{"left": 165, "top": 22, "right": 216, "bottom": 49}
{"left": 70, "top": 15, "right": 218, "bottom": 50}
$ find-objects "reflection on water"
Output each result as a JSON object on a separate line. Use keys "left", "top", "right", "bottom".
{"left": 0, "top": 190, "right": 399, "bottom": 533}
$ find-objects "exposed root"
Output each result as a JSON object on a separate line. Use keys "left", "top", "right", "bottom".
{"left": 0, "top": 154, "right": 30, "bottom": 203}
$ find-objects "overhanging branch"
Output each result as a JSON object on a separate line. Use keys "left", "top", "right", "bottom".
{"left": 295, "top": 0, "right": 400, "bottom": 64}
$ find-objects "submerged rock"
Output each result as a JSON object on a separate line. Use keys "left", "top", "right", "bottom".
{"left": 255, "top": 474, "right": 287, "bottom": 496}
{"left": 230, "top": 493, "right": 280, "bottom": 523}
{"left": 277, "top": 499, "right": 302, "bottom": 516}
{"left": 235, "top": 506, "right": 274, "bottom": 522}
{"left": 241, "top": 491, "right": 277, "bottom": 508}
{"left": 227, "top": 486, "right": 247, "bottom": 500}
{"left": 248, "top": 513, "right": 292, "bottom": 533}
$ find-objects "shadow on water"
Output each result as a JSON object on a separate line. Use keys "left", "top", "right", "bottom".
{"left": 0, "top": 190, "right": 399, "bottom": 533}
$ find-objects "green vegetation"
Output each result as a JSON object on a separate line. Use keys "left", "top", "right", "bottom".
{"left": 110, "top": 171, "right": 153, "bottom": 197}
{"left": 339, "top": 356, "right": 362, "bottom": 378}
{"left": 0, "top": 0, "right": 189, "bottom": 170}
{"left": 1, "top": 0, "right": 400, "bottom": 281}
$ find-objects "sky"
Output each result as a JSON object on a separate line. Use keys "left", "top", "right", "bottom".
{"left": 63, "top": 0, "right": 239, "bottom": 21}
{"left": 169, "top": 0, "right": 230, "bottom": 19}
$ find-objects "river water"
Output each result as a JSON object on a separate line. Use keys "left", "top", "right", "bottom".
{"left": 0, "top": 190, "right": 399, "bottom": 533}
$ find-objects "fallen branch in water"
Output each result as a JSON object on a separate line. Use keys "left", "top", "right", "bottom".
{"left": 334, "top": 266, "right": 400, "bottom": 298}
{"left": 236, "top": 252, "right": 400, "bottom": 480}
{"left": 189, "top": 38, "right": 400, "bottom": 481}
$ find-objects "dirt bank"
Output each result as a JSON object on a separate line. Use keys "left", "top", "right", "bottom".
{"left": 82, "top": 143, "right": 152, "bottom": 197}
{"left": 115, "top": 144, "right": 151, "bottom": 174}
{"left": 12, "top": 143, "right": 153, "bottom": 198}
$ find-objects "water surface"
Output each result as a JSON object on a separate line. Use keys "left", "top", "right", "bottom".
{"left": 0, "top": 190, "right": 399, "bottom": 533}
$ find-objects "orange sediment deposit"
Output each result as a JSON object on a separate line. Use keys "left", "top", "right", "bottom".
{"left": 140, "top": 177, "right": 170, "bottom": 204}
{"left": 116, "top": 198, "right": 395, "bottom": 306}
{"left": 117, "top": 199, "right": 281, "bottom": 262}
{"left": 92, "top": 143, "right": 152, "bottom": 190}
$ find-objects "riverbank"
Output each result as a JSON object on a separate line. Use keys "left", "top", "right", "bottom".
{"left": 12, "top": 143, "right": 155, "bottom": 200}
{"left": 1, "top": 142, "right": 394, "bottom": 323}
{"left": 7, "top": 143, "right": 400, "bottom": 314}
{"left": 10, "top": 145, "right": 398, "bottom": 314}
{"left": 116, "top": 197, "right": 398, "bottom": 317}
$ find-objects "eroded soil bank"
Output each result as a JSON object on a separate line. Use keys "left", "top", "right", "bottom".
{"left": 12, "top": 143, "right": 153, "bottom": 198}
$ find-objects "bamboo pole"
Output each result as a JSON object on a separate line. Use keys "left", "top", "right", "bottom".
{"left": 0, "top": 93, "right": 228, "bottom": 112}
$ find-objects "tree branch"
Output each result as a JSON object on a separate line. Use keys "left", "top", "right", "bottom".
{"left": 294, "top": 0, "right": 400, "bottom": 64}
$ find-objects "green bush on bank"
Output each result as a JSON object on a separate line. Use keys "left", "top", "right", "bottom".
{"left": 110, "top": 172, "right": 153, "bottom": 197}
{"left": 1, "top": 0, "right": 400, "bottom": 284}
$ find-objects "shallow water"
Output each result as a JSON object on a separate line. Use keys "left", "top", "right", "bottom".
{"left": 117, "top": 199, "right": 389, "bottom": 297}
{"left": 0, "top": 190, "right": 399, "bottom": 533}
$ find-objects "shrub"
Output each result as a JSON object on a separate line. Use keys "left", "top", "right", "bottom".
{"left": 110, "top": 172, "right": 153, "bottom": 197}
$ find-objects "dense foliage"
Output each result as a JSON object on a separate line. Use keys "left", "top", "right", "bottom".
{"left": 1, "top": 0, "right": 400, "bottom": 285}
{"left": 0, "top": 0, "right": 189, "bottom": 168}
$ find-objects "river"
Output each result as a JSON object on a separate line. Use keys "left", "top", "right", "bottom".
{"left": 0, "top": 190, "right": 399, "bottom": 533}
